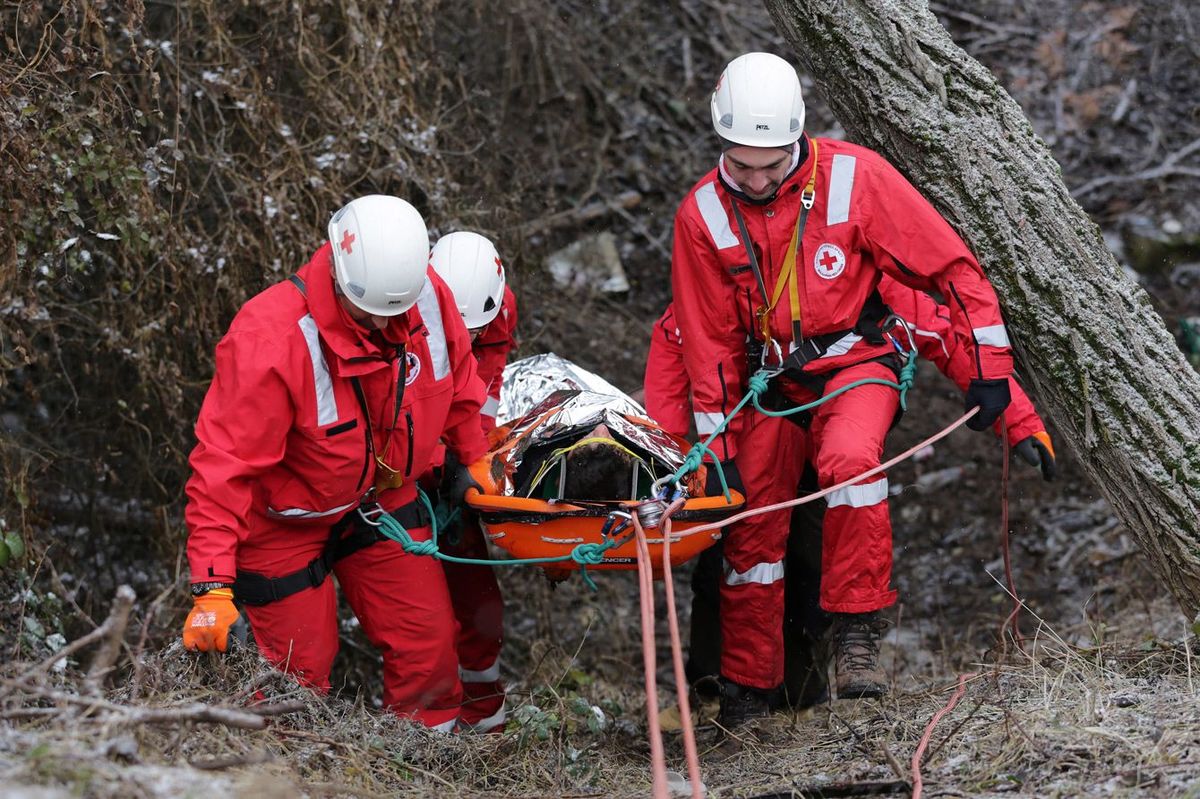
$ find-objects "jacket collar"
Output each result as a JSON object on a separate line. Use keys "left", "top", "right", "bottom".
{"left": 716, "top": 135, "right": 811, "bottom": 206}
{"left": 298, "top": 243, "right": 411, "bottom": 374}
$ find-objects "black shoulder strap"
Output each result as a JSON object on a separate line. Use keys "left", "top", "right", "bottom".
{"left": 728, "top": 200, "right": 770, "bottom": 313}
{"left": 288, "top": 274, "right": 307, "bottom": 295}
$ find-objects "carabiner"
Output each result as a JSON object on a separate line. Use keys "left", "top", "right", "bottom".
{"left": 760, "top": 338, "right": 784, "bottom": 369}
{"left": 881, "top": 313, "right": 918, "bottom": 355}
{"left": 600, "top": 510, "right": 633, "bottom": 540}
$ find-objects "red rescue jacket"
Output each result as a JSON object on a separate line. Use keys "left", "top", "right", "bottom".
{"left": 472, "top": 285, "right": 519, "bottom": 431}
{"left": 671, "top": 135, "right": 1013, "bottom": 460}
{"left": 185, "top": 243, "right": 489, "bottom": 583}
{"left": 644, "top": 304, "right": 691, "bottom": 439}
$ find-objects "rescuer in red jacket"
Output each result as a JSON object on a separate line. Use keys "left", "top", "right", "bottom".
{"left": 429, "top": 231, "right": 519, "bottom": 733}
{"left": 645, "top": 290, "right": 1055, "bottom": 708}
{"left": 182, "top": 195, "right": 490, "bottom": 732}
{"left": 670, "top": 52, "right": 1016, "bottom": 725}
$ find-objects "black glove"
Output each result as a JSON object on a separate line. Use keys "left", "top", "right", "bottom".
{"left": 964, "top": 378, "right": 1011, "bottom": 432}
{"left": 705, "top": 459, "right": 744, "bottom": 500}
{"left": 448, "top": 457, "right": 483, "bottom": 504}
{"left": 1014, "top": 431, "right": 1057, "bottom": 482}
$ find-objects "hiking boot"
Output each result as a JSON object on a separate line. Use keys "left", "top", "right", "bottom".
{"left": 832, "top": 612, "right": 889, "bottom": 699}
{"left": 716, "top": 677, "right": 772, "bottom": 730}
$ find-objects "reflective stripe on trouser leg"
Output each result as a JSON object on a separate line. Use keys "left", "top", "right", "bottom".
{"left": 718, "top": 412, "right": 808, "bottom": 690}
{"left": 810, "top": 361, "right": 900, "bottom": 614}
{"left": 335, "top": 528, "right": 462, "bottom": 730}
{"left": 443, "top": 517, "right": 506, "bottom": 728}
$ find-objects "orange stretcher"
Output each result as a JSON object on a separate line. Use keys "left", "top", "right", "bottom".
{"left": 464, "top": 409, "right": 744, "bottom": 577}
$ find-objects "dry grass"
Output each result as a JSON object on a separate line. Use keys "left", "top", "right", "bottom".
{"left": 2, "top": 578, "right": 1198, "bottom": 798}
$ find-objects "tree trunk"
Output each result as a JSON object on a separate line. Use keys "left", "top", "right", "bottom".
{"left": 762, "top": 0, "right": 1200, "bottom": 618}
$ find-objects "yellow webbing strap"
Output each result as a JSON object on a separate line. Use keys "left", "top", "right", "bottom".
{"left": 526, "top": 436, "right": 645, "bottom": 495}
{"left": 757, "top": 138, "right": 820, "bottom": 346}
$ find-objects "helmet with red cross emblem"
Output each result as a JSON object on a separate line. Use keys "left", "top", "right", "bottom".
{"left": 327, "top": 195, "right": 429, "bottom": 316}
{"left": 429, "top": 231, "right": 506, "bottom": 329}
{"left": 710, "top": 52, "right": 805, "bottom": 149}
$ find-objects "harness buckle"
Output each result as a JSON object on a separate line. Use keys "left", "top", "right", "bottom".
{"left": 800, "top": 189, "right": 815, "bottom": 210}
{"left": 305, "top": 559, "right": 327, "bottom": 588}
{"left": 357, "top": 501, "right": 386, "bottom": 527}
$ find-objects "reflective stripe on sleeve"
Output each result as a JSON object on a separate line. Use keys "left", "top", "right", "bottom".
{"left": 415, "top": 279, "right": 451, "bottom": 380}
{"left": 827, "top": 154, "right": 857, "bottom": 226}
{"left": 694, "top": 182, "right": 739, "bottom": 250}
{"left": 724, "top": 559, "right": 785, "bottom": 586}
{"left": 910, "top": 324, "right": 950, "bottom": 359}
{"left": 298, "top": 314, "right": 338, "bottom": 426}
{"left": 481, "top": 395, "right": 500, "bottom": 418}
{"left": 826, "top": 477, "right": 888, "bottom": 509}
{"left": 266, "top": 498, "right": 359, "bottom": 519}
{"left": 694, "top": 411, "right": 724, "bottom": 435}
{"left": 974, "top": 324, "right": 1011, "bottom": 348}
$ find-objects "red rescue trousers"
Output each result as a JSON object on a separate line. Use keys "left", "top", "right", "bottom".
{"left": 721, "top": 360, "right": 900, "bottom": 690}
{"left": 806, "top": 361, "right": 901, "bottom": 614}
{"left": 238, "top": 512, "right": 461, "bottom": 731}
{"left": 441, "top": 516, "right": 506, "bottom": 732}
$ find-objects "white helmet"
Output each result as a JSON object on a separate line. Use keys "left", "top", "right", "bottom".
{"left": 429, "top": 231, "right": 506, "bottom": 329}
{"left": 710, "top": 52, "right": 805, "bottom": 148}
{"left": 327, "top": 194, "right": 429, "bottom": 316}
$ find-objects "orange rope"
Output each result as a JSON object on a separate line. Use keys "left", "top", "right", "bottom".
{"left": 998, "top": 419, "right": 1025, "bottom": 652}
{"left": 658, "top": 502, "right": 703, "bottom": 797}
{"left": 632, "top": 505, "right": 668, "bottom": 798}
{"left": 671, "top": 408, "right": 980, "bottom": 539}
{"left": 911, "top": 672, "right": 977, "bottom": 798}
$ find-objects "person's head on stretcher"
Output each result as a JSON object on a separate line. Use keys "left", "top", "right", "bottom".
{"left": 559, "top": 423, "right": 639, "bottom": 502}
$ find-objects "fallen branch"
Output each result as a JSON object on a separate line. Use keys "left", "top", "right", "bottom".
{"left": 1071, "top": 137, "right": 1200, "bottom": 198}
{"left": 0, "top": 584, "right": 136, "bottom": 700}
{"left": 7, "top": 682, "right": 302, "bottom": 730}
{"left": 86, "top": 584, "right": 137, "bottom": 694}
{"left": 517, "top": 190, "right": 642, "bottom": 237}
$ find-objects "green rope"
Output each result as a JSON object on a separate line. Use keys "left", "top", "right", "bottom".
{"left": 663, "top": 350, "right": 918, "bottom": 495}
{"left": 370, "top": 488, "right": 622, "bottom": 591}
{"left": 751, "top": 350, "right": 917, "bottom": 418}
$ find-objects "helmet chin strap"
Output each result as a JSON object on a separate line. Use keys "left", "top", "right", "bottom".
{"left": 717, "top": 139, "right": 805, "bottom": 206}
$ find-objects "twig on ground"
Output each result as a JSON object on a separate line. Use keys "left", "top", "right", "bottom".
{"left": 85, "top": 584, "right": 137, "bottom": 694}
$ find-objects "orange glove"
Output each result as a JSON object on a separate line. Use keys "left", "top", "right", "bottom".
{"left": 1014, "top": 430, "right": 1056, "bottom": 481}
{"left": 183, "top": 588, "right": 243, "bottom": 652}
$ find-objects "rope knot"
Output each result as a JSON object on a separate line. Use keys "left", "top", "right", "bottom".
{"left": 681, "top": 445, "right": 705, "bottom": 475}
{"left": 747, "top": 372, "right": 771, "bottom": 396}
{"left": 402, "top": 539, "right": 438, "bottom": 557}
{"left": 571, "top": 543, "right": 608, "bottom": 566}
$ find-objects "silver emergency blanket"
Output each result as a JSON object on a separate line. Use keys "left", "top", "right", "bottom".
{"left": 497, "top": 352, "right": 630, "bottom": 424}
{"left": 491, "top": 353, "right": 689, "bottom": 497}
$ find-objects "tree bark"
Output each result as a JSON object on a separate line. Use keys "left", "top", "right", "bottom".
{"left": 762, "top": 0, "right": 1200, "bottom": 617}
